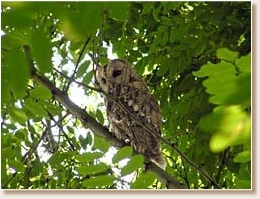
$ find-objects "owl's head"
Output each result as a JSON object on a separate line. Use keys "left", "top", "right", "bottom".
{"left": 96, "top": 59, "right": 133, "bottom": 93}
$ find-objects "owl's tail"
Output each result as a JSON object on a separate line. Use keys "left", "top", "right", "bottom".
{"left": 151, "top": 154, "right": 166, "bottom": 170}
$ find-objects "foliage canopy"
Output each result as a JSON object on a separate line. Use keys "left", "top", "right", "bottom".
{"left": 1, "top": 1, "right": 251, "bottom": 189}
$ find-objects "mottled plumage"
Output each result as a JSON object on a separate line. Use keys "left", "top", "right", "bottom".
{"left": 96, "top": 59, "right": 165, "bottom": 169}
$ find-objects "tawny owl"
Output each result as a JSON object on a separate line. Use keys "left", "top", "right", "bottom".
{"left": 96, "top": 59, "right": 165, "bottom": 169}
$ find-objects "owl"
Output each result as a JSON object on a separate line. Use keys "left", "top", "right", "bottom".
{"left": 96, "top": 59, "right": 165, "bottom": 169}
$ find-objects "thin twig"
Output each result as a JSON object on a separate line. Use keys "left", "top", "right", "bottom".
{"left": 215, "top": 148, "right": 230, "bottom": 184}
{"left": 64, "top": 36, "right": 91, "bottom": 92}
{"left": 53, "top": 67, "right": 101, "bottom": 93}
{"left": 47, "top": 111, "right": 76, "bottom": 151}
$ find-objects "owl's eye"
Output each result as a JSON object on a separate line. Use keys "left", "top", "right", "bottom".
{"left": 112, "top": 70, "right": 122, "bottom": 77}
{"left": 101, "top": 78, "right": 106, "bottom": 84}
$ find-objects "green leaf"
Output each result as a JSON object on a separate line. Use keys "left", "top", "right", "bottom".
{"left": 112, "top": 146, "right": 133, "bottom": 163}
{"left": 105, "top": 2, "right": 129, "bottom": 20}
{"left": 76, "top": 60, "right": 91, "bottom": 78}
{"left": 225, "top": 73, "right": 251, "bottom": 107}
{"left": 236, "top": 53, "right": 251, "bottom": 73}
{"left": 161, "top": 31, "right": 169, "bottom": 46}
{"left": 121, "top": 154, "right": 144, "bottom": 176}
{"left": 217, "top": 48, "right": 239, "bottom": 62}
{"left": 208, "top": 105, "right": 251, "bottom": 153}
{"left": 93, "top": 136, "right": 110, "bottom": 152}
{"left": 40, "top": 101, "right": 63, "bottom": 116}
{"left": 131, "top": 172, "right": 156, "bottom": 189}
{"left": 96, "top": 109, "right": 104, "bottom": 124}
{"left": 237, "top": 163, "right": 251, "bottom": 181}
{"left": 1, "top": 154, "right": 7, "bottom": 184}
{"left": 30, "top": 86, "right": 52, "bottom": 100}
{"left": 76, "top": 162, "right": 109, "bottom": 176}
{"left": 59, "top": 2, "right": 102, "bottom": 41}
{"left": 209, "top": 133, "right": 231, "bottom": 153}
{"left": 193, "top": 58, "right": 235, "bottom": 78}
{"left": 193, "top": 51, "right": 251, "bottom": 107}
{"left": 5, "top": 48, "right": 29, "bottom": 99}
{"left": 82, "top": 70, "right": 94, "bottom": 85}
{"left": 193, "top": 59, "right": 237, "bottom": 105}
{"left": 156, "top": 64, "right": 169, "bottom": 77}
{"left": 8, "top": 159, "right": 25, "bottom": 173}
{"left": 152, "top": 4, "right": 161, "bottom": 21}
{"left": 82, "top": 175, "right": 116, "bottom": 188}
{"left": 86, "top": 133, "right": 93, "bottom": 146}
{"left": 75, "top": 152, "right": 103, "bottom": 163}
{"left": 66, "top": 126, "right": 75, "bottom": 134}
{"left": 193, "top": 42, "right": 206, "bottom": 57}
{"left": 169, "top": 28, "right": 178, "bottom": 43}
{"left": 47, "top": 152, "right": 74, "bottom": 167}
{"left": 174, "top": 24, "right": 188, "bottom": 41}
{"left": 1, "top": 3, "right": 34, "bottom": 29}
{"left": 233, "top": 150, "right": 251, "bottom": 163}
{"left": 9, "top": 106, "right": 28, "bottom": 125}
{"left": 1, "top": 65, "right": 11, "bottom": 104}
{"left": 234, "top": 180, "right": 251, "bottom": 189}
{"left": 30, "top": 29, "right": 52, "bottom": 73}
{"left": 24, "top": 99, "right": 48, "bottom": 117}
{"left": 14, "top": 128, "right": 28, "bottom": 140}
{"left": 1, "top": 31, "right": 30, "bottom": 51}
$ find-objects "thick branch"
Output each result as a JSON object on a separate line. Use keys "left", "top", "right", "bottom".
{"left": 145, "top": 160, "right": 186, "bottom": 189}
{"left": 23, "top": 45, "right": 185, "bottom": 189}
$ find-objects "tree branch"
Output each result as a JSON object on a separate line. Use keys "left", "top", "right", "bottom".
{"left": 23, "top": 45, "right": 185, "bottom": 189}
{"left": 145, "top": 160, "right": 186, "bottom": 189}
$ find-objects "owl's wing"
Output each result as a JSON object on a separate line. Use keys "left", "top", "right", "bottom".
{"left": 127, "top": 81, "right": 162, "bottom": 131}
{"left": 128, "top": 120, "right": 166, "bottom": 169}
